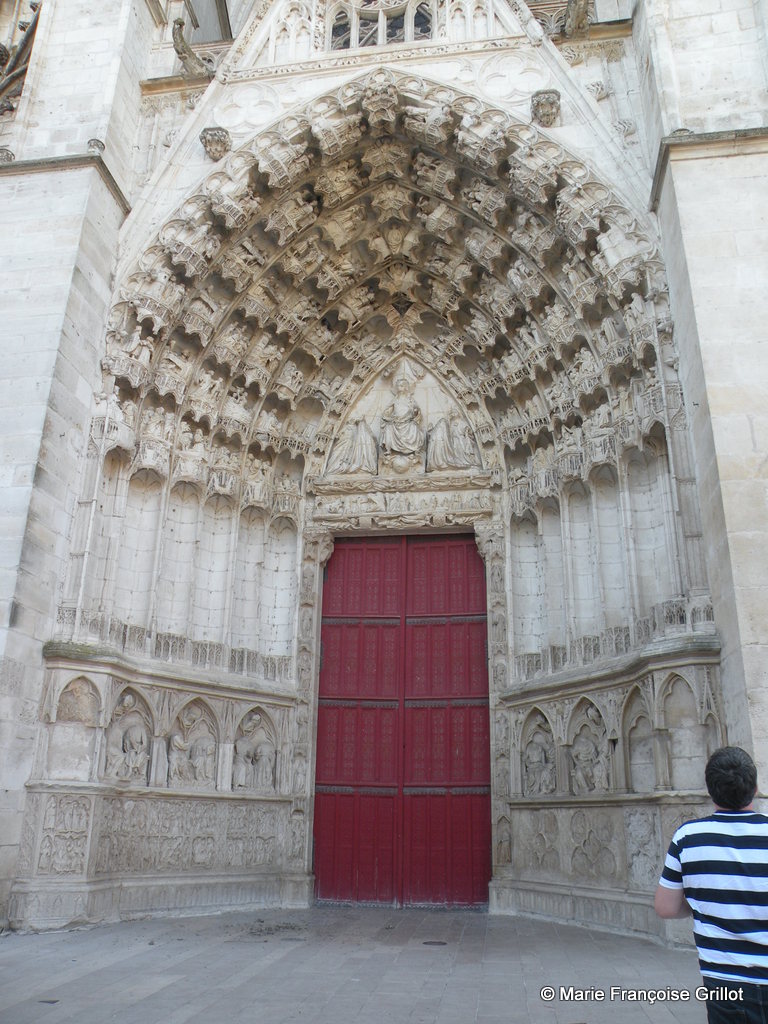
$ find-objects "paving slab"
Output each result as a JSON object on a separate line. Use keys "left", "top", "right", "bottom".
{"left": 0, "top": 906, "right": 704, "bottom": 1024}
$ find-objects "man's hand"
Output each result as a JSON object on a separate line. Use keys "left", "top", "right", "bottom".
{"left": 654, "top": 884, "right": 691, "bottom": 919}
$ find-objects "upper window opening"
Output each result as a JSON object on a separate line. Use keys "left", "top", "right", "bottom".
{"left": 331, "top": 9, "right": 352, "bottom": 48}
{"left": 413, "top": 2, "right": 431, "bottom": 39}
{"left": 358, "top": 12, "right": 380, "bottom": 45}
{"left": 386, "top": 12, "right": 405, "bottom": 42}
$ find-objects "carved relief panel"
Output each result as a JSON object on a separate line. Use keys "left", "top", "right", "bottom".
{"left": 103, "top": 690, "right": 152, "bottom": 786}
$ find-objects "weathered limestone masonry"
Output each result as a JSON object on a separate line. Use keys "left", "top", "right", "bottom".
{"left": 635, "top": 0, "right": 768, "bottom": 767}
{"left": 0, "top": 0, "right": 765, "bottom": 938}
{"left": 0, "top": 0, "right": 153, "bottom": 922}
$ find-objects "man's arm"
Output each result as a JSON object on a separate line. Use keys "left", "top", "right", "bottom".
{"left": 654, "top": 884, "right": 691, "bottom": 919}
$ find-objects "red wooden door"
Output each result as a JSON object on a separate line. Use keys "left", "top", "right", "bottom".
{"left": 314, "top": 535, "right": 491, "bottom": 906}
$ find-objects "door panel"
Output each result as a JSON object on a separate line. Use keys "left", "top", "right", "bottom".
{"left": 319, "top": 621, "right": 401, "bottom": 699}
{"left": 314, "top": 535, "right": 490, "bottom": 906}
{"left": 404, "top": 704, "right": 490, "bottom": 786}
{"left": 407, "top": 620, "right": 488, "bottom": 698}
{"left": 322, "top": 539, "right": 403, "bottom": 618}
{"left": 316, "top": 703, "right": 399, "bottom": 785}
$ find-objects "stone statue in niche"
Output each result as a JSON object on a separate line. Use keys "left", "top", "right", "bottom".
{"left": 570, "top": 707, "right": 611, "bottom": 794}
{"left": 495, "top": 756, "right": 511, "bottom": 797}
{"left": 379, "top": 376, "right": 426, "bottom": 473}
{"left": 426, "top": 411, "right": 482, "bottom": 472}
{"left": 490, "top": 561, "right": 504, "bottom": 593}
{"left": 191, "top": 367, "right": 223, "bottom": 403}
{"left": 232, "top": 710, "right": 277, "bottom": 792}
{"left": 325, "top": 417, "right": 378, "bottom": 475}
{"left": 167, "top": 703, "right": 216, "bottom": 789}
{"left": 289, "top": 812, "right": 305, "bottom": 862}
{"left": 496, "top": 816, "right": 512, "bottom": 865}
{"left": 124, "top": 325, "right": 153, "bottom": 366}
{"left": 625, "top": 291, "right": 648, "bottom": 328}
{"left": 104, "top": 691, "right": 150, "bottom": 784}
{"left": 523, "top": 726, "right": 556, "bottom": 797}
{"left": 293, "top": 753, "right": 307, "bottom": 793}
{"left": 255, "top": 408, "right": 281, "bottom": 437}
{"left": 299, "top": 565, "right": 315, "bottom": 605}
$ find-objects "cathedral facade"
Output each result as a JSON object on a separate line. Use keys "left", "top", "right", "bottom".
{"left": 1, "top": 0, "right": 766, "bottom": 936}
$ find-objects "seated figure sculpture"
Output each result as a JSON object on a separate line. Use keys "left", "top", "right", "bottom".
{"left": 379, "top": 376, "right": 425, "bottom": 473}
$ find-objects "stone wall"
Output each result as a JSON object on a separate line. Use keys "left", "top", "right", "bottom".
{"left": 1, "top": 0, "right": 766, "bottom": 932}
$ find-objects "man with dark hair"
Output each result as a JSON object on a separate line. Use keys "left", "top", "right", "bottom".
{"left": 656, "top": 746, "right": 768, "bottom": 1023}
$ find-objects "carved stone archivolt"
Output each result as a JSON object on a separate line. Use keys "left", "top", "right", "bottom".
{"left": 28, "top": 68, "right": 723, "bottom": 931}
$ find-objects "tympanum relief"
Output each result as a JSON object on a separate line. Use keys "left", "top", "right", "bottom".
{"left": 323, "top": 358, "right": 482, "bottom": 479}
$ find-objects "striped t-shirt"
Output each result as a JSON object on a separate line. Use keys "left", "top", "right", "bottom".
{"left": 659, "top": 810, "right": 768, "bottom": 984}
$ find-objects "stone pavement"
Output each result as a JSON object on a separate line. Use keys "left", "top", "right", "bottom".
{"left": 0, "top": 905, "right": 705, "bottom": 1024}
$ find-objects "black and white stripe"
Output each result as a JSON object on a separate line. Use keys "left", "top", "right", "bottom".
{"left": 660, "top": 811, "right": 768, "bottom": 983}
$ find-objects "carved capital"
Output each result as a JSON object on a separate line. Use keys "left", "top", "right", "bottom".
{"left": 474, "top": 523, "right": 504, "bottom": 563}
{"left": 303, "top": 528, "right": 334, "bottom": 566}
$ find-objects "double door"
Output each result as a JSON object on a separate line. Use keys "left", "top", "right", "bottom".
{"left": 313, "top": 535, "right": 491, "bottom": 905}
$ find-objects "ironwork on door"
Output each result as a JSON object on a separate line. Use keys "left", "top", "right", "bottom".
{"left": 313, "top": 535, "right": 491, "bottom": 905}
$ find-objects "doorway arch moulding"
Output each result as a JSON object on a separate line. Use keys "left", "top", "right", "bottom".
{"left": 11, "top": 68, "right": 722, "bottom": 934}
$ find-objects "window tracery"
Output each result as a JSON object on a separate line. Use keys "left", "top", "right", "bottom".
{"left": 328, "top": 0, "right": 435, "bottom": 49}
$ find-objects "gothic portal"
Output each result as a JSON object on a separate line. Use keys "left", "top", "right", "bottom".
{"left": 1, "top": 0, "right": 766, "bottom": 939}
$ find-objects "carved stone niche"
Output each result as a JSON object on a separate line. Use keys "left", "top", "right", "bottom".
{"left": 567, "top": 700, "right": 611, "bottom": 796}
{"left": 661, "top": 673, "right": 720, "bottom": 791}
{"left": 289, "top": 808, "right": 306, "bottom": 865}
{"left": 623, "top": 687, "right": 655, "bottom": 793}
{"left": 167, "top": 700, "right": 218, "bottom": 790}
{"left": 103, "top": 689, "right": 152, "bottom": 786}
{"left": 47, "top": 677, "right": 102, "bottom": 782}
{"left": 495, "top": 814, "right": 512, "bottom": 868}
{"left": 57, "top": 677, "right": 100, "bottom": 725}
{"left": 521, "top": 709, "right": 557, "bottom": 798}
{"left": 232, "top": 708, "right": 278, "bottom": 793}
{"left": 531, "top": 89, "right": 561, "bottom": 128}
